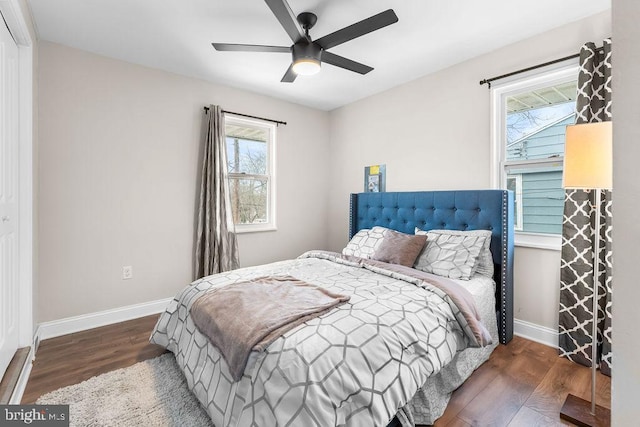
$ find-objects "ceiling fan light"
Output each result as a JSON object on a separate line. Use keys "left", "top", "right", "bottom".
{"left": 292, "top": 58, "right": 321, "bottom": 76}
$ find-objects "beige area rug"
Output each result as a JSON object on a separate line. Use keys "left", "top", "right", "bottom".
{"left": 37, "top": 353, "right": 214, "bottom": 426}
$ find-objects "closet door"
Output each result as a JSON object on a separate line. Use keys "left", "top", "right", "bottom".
{"left": 0, "top": 17, "right": 20, "bottom": 380}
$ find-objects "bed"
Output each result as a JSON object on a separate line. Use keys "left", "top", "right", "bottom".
{"left": 151, "top": 189, "right": 514, "bottom": 426}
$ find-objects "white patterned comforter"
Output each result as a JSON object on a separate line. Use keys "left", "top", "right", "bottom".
{"left": 150, "top": 251, "right": 496, "bottom": 427}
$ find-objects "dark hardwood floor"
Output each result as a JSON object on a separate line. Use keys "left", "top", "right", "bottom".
{"left": 432, "top": 337, "right": 610, "bottom": 426}
{"left": 21, "top": 315, "right": 166, "bottom": 404}
{"left": 21, "top": 315, "right": 611, "bottom": 426}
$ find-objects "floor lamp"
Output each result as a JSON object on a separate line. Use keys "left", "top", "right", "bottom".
{"left": 560, "top": 121, "right": 612, "bottom": 427}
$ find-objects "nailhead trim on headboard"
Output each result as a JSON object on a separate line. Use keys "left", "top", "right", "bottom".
{"left": 349, "top": 193, "right": 358, "bottom": 239}
{"left": 501, "top": 190, "right": 508, "bottom": 344}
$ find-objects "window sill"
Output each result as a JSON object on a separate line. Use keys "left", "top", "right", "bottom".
{"left": 514, "top": 232, "right": 562, "bottom": 251}
{"left": 234, "top": 224, "right": 277, "bottom": 234}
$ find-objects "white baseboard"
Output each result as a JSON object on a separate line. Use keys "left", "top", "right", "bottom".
{"left": 38, "top": 298, "right": 173, "bottom": 341}
{"left": 514, "top": 318, "right": 559, "bottom": 349}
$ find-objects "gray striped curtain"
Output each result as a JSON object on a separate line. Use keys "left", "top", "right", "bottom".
{"left": 558, "top": 39, "right": 612, "bottom": 376}
{"left": 195, "top": 105, "right": 240, "bottom": 278}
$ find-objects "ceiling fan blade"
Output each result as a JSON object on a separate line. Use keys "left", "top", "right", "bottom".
{"left": 281, "top": 63, "right": 297, "bottom": 83}
{"left": 264, "top": 0, "right": 306, "bottom": 43}
{"left": 321, "top": 51, "right": 373, "bottom": 75}
{"left": 315, "top": 9, "right": 398, "bottom": 50}
{"left": 212, "top": 43, "right": 290, "bottom": 53}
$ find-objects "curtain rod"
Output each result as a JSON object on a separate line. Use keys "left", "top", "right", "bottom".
{"left": 203, "top": 107, "right": 287, "bottom": 126}
{"left": 479, "top": 45, "right": 605, "bottom": 88}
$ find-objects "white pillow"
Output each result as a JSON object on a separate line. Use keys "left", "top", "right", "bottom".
{"left": 342, "top": 226, "right": 387, "bottom": 259}
{"left": 423, "top": 229, "right": 494, "bottom": 278}
{"left": 414, "top": 228, "right": 492, "bottom": 280}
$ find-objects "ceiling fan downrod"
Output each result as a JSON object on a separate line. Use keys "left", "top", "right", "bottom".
{"left": 297, "top": 12, "right": 317, "bottom": 37}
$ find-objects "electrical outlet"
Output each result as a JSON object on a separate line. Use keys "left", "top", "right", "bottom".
{"left": 122, "top": 265, "right": 133, "bottom": 280}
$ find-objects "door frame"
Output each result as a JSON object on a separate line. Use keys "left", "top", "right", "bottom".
{"left": 0, "top": 0, "right": 35, "bottom": 351}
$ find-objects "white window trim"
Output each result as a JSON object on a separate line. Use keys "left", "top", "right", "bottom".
{"left": 490, "top": 61, "right": 578, "bottom": 251}
{"left": 514, "top": 232, "right": 562, "bottom": 251}
{"left": 506, "top": 175, "right": 523, "bottom": 231}
{"left": 225, "top": 115, "right": 277, "bottom": 233}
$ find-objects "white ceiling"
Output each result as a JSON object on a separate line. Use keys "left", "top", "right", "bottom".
{"left": 27, "top": 0, "right": 610, "bottom": 111}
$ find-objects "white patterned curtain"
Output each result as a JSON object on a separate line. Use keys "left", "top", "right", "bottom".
{"left": 195, "top": 105, "right": 240, "bottom": 278}
{"left": 559, "top": 39, "right": 612, "bottom": 376}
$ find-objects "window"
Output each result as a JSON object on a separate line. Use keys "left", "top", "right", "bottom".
{"left": 225, "top": 115, "right": 276, "bottom": 232}
{"left": 491, "top": 65, "right": 578, "bottom": 249}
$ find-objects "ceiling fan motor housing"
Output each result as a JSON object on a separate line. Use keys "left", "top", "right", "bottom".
{"left": 292, "top": 42, "right": 322, "bottom": 63}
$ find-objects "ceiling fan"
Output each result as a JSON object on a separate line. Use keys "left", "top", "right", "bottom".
{"left": 212, "top": 0, "right": 398, "bottom": 82}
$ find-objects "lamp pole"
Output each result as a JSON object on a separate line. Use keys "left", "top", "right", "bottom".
{"left": 590, "top": 189, "right": 601, "bottom": 416}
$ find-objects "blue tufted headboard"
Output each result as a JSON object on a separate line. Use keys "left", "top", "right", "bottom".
{"left": 349, "top": 190, "right": 514, "bottom": 345}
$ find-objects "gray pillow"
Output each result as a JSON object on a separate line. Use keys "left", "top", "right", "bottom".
{"left": 342, "top": 226, "right": 387, "bottom": 259}
{"left": 423, "top": 229, "right": 494, "bottom": 278}
{"left": 371, "top": 229, "right": 428, "bottom": 267}
{"left": 414, "top": 228, "right": 491, "bottom": 280}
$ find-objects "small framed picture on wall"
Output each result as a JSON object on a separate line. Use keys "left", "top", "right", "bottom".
{"left": 364, "top": 164, "right": 386, "bottom": 192}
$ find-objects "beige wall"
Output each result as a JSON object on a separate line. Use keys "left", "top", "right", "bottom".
{"left": 327, "top": 12, "right": 611, "bottom": 333}
{"left": 37, "top": 42, "right": 330, "bottom": 322}
{"left": 512, "top": 247, "right": 560, "bottom": 328}
{"left": 37, "top": 11, "right": 617, "bottom": 341}
{"left": 612, "top": 0, "right": 640, "bottom": 423}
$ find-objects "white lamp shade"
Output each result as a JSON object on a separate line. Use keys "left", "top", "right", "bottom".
{"left": 563, "top": 121, "right": 613, "bottom": 190}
